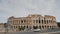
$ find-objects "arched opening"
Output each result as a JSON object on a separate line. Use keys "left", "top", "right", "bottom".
{"left": 42, "top": 26, "right": 44, "bottom": 29}
{"left": 33, "top": 26, "right": 38, "bottom": 29}
{"left": 39, "top": 26, "right": 41, "bottom": 29}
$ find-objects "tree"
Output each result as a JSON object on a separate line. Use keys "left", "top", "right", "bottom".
{"left": 19, "top": 26, "right": 25, "bottom": 31}
{"left": 4, "top": 23, "right": 7, "bottom": 28}
{"left": 57, "top": 23, "right": 60, "bottom": 27}
{"left": 4, "top": 23, "right": 8, "bottom": 34}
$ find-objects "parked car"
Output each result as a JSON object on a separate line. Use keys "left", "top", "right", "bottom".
{"left": 33, "top": 29, "right": 40, "bottom": 32}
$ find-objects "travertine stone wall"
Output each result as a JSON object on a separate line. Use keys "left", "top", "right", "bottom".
{"left": 7, "top": 14, "right": 58, "bottom": 32}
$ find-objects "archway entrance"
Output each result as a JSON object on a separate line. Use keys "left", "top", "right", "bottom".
{"left": 33, "top": 26, "right": 38, "bottom": 29}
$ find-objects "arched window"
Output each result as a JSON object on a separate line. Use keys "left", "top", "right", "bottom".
{"left": 42, "top": 26, "right": 44, "bottom": 29}
{"left": 49, "top": 20, "right": 50, "bottom": 23}
{"left": 44, "top": 20, "right": 46, "bottom": 24}
{"left": 33, "top": 26, "right": 38, "bottom": 29}
{"left": 50, "top": 26, "right": 51, "bottom": 28}
{"left": 47, "top": 20, "right": 48, "bottom": 24}
{"left": 42, "top": 20, "right": 43, "bottom": 24}
{"left": 24, "top": 20, "right": 26, "bottom": 23}
{"left": 45, "top": 26, "right": 46, "bottom": 28}
{"left": 47, "top": 26, "right": 49, "bottom": 28}
{"left": 21, "top": 20, "right": 23, "bottom": 23}
{"left": 39, "top": 26, "right": 41, "bottom": 29}
{"left": 33, "top": 20, "right": 35, "bottom": 23}
{"left": 36, "top": 20, "right": 38, "bottom": 23}
{"left": 39, "top": 20, "right": 40, "bottom": 23}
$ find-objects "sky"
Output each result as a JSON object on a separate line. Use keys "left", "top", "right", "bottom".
{"left": 0, "top": 0, "right": 60, "bottom": 23}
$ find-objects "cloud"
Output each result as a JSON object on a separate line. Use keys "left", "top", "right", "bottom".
{"left": 0, "top": 0, "right": 60, "bottom": 22}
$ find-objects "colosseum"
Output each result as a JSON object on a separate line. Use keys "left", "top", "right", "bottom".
{"left": 7, "top": 14, "right": 58, "bottom": 32}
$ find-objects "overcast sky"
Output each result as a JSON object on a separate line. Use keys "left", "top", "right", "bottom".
{"left": 0, "top": 0, "right": 60, "bottom": 23}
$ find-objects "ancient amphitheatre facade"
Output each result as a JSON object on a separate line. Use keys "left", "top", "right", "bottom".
{"left": 7, "top": 14, "right": 58, "bottom": 32}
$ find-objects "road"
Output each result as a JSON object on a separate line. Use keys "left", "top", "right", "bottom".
{"left": 0, "top": 31, "right": 60, "bottom": 34}
{"left": 0, "top": 28, "right": 60, "bottom": 34}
